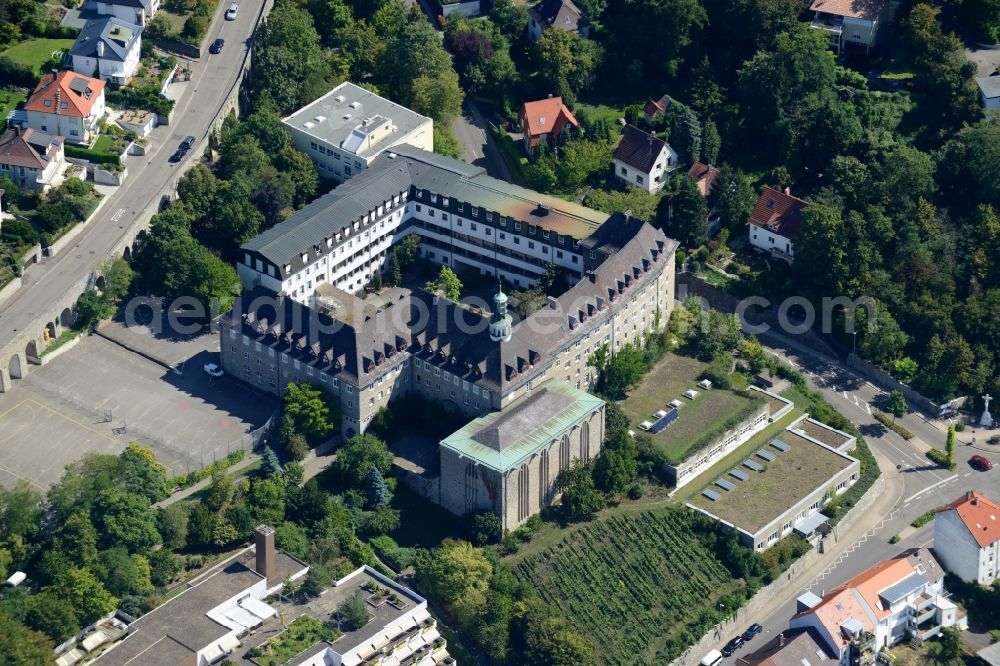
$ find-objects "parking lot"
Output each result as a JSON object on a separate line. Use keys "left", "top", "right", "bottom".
{"left": 0, "top": 332, "right": 279, "bottom": 488}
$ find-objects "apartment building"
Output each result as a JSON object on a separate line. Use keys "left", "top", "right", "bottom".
{"left": 282, "top": 82, "right": 433, "bottom": 183}
{"left": 935, "top": 491, "right": 1000, "bottom": 585}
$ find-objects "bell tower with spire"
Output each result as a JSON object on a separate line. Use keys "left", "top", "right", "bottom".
{"left": 489, "top": 283, "right": 512, "bottom": 342}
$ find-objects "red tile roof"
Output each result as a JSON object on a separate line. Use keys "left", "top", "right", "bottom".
{"left": 748, "top": 187, "right": 809, "bottom": 239}
{"left": 520, "top": 97, "right": 578, "bottom": 139}
{"left": 688, "top": 161, "right": 719, "bottom": 197}
{"left": 0, "top": 128, "right": 62, "bottom": 170}
{"left": 939, "top": 491, "right": 1000, "bottom": 548}
{"left": 643, "top": 94, "right": 672, "bottom": 119}
{"left": 25, "top": 71, "right": 105, "bottom": 118}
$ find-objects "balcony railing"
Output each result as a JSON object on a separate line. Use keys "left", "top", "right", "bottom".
{"left": 811, "top": 12, "right": 844, "bottom": 34}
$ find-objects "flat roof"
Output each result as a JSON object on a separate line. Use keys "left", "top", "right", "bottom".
{"left": 441, "top": 381, "right": 604, "bottom": 472}
{"left": 978, "top": 75, "right": 1000, "bottom": 99}
{"left": 282, "top": 82, "right": 431, "bottom": 157}
{"left": 688, "top": 430, "right": 858, "bottom": 534}
{"left": 94, "top": 550, "right": 306, "bottom": 666}
{"left": 793, "top": 417, "right": 854, "bottom": 450}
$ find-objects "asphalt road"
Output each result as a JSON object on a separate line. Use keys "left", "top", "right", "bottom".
{"left": 0, "top": 0, "right": 264, "bottom": 350}
{"left": 451, "top": 99, "right": 514, "bottom": 182}
{"left": 714, "top": 336, "right": 1000, "bottom": 664}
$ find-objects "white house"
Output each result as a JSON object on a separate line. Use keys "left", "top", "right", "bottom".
{"left": 611, "top": 125, "right": 677, "bottom": 193}
{"left": 21, "top": 71, "right": 106, "bottom": 146}
{"left": 281, "top": 81, "right": 433, "bottom": 183}
{"left": 88, "top": 0, "right": 159, "bottom": 26}
{"left": 527, "top": 0, "right": 590, "bottom": 43}
{"left": 808, "top": 0, "right": 888, "bottom": 55}
{"left": 0, "top": 127, "right": 65, "bottom": 192}
{"left": 69, "top": 17, "right": 142, "bottom": 85}
{"left": 935, "top": 491, "right": 1000, "bottom": 585}
{"left": 790, "top": 548, "right": 966, "bottom": 661}
{"left": 978, "top": 76, "right": 1000, "bottom": 114}
{"left": 748, "top": 187, "right": 809, "bottom": 262}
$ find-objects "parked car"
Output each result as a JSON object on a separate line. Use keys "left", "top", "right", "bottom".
{"left": 700, "top": 650, "right": 723, "bottom": 666}
{"left": 225, "top": 3, "right": 239, "bottom": 19}
{"left": 970, "top": 455, "right": 993, "bottom": 471}
{"left": 168, "top": 148, "right": 185, "bottom": 163}
{"left": 203, "top": 363, "right": 224, "bottom": 378}
{"left": 179, "top": 135, "right": 196, "bottom": 150}
{"left": 722, "top": 636, "right": 744, "bottom": 657}
{"left": 743, "top": 624, "right": 763, "bottom": 641}
{"left": 210, "top": 38, "right": 225, "bottom": 54}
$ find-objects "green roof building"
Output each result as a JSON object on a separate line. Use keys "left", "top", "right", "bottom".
{"left": 439, "top": 381, "right": 605, "bottom": 530}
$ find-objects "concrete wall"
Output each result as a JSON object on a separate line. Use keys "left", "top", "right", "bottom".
{"left": 846, "top": 353, "right": 942, "bottom": 416}
{"left": 672, "top": 475, "right": 885, "bottom": 666}
{"left": 441, "top": 0, "right": 482, "bottom": 17}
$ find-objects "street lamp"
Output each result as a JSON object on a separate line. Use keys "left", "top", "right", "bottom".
{"left": 851, "top": 331, "right": 857, "bottom": 358}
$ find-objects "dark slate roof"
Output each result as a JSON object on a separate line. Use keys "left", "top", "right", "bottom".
{"left": 69, "top": 17, "right": 142, "bottom": 63}
{"left": 613, "top": 125, "right": 669, "bottom": 174}
{"left": 529, "top": 0, "right": 589, "bottom": 34}
{"left": 100, "top": 0, "right": 156, "bottom": 11}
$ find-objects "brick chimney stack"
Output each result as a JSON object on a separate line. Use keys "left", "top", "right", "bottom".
{"left": 255, "top": 524, "right": 276, "bottom": 582}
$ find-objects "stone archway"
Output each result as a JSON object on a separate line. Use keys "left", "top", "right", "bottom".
{"left": 60, "top": 307, "right": 74, "bottom": 328}
{"left": 25, "top": 340, "right": 39, "bottom": 361}
{"left": 95, "top": 275, "right": 107, "bottom": 291}
{"left": 8, "top": 354, "right": 23, "bottom": 380}
{"left": 123, "top": 245, "right": 132, "bottom": 262}
{"left": 44, "top": 322, "right": 56, "bottom": 343}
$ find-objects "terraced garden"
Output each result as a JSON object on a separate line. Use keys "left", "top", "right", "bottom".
{"left": 511, "top": 508, "right": 748, "bottom": 665}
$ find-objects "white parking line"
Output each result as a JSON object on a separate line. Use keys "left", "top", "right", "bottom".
{"left": 904, "top": 474, "right": 958, "bottom": 504}
{"left": 111, "top": 208, "right": 125, "bottom": 222}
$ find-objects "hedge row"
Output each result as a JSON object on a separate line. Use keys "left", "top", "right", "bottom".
{"left": 873, "top": 410, "right": 914, "bottom": 439}
{"left": 64, "top": 143, "right": 122, "bottom": 168}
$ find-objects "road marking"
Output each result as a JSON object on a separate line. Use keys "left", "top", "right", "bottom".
{"left": 111, "top": 208, "right": 125, "bottom": 222}
{"left": 807, "top": 509, "right": 899, "bottom": 590}
{"left": 903, "top": 474, "right": 958, "bottom": 504}
{"left": 866, "top": 403, "right": 872, "bottom": 415}
{"left": 843, "top": 391, "right": 849, "bottom": 400}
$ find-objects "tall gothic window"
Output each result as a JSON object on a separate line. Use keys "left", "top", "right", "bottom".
{"left": 539, "top": 449, "right": 550, "bottom": 504}
{"left": 581, "top": 421, "right": 590, "bottom": 463}
{"left": 465, "top": 463, "right": 479, "bottom": 512}
{"left": 518, "top": 464, "right": 530, "bottom": 521}
{"left": 559, "top": 434, "right": 570, "bottom": 471}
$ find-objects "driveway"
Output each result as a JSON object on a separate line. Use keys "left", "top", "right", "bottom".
{"left": 450, "top": 100, "right": 514, "bottom": 182}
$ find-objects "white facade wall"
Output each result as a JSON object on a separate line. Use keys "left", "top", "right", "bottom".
{"left": 612, "top": 146, "right": 677, "bottom": 193}
{"left": 749, "top": 223, "right": 794, "bottom": 259}
{"left": 935, "top": 509, "right": 1000, "bottom": 584}
{"left": 72, "top": 42, "right": 141, "bottom": 85}
{"left": 0, "top": 144, "right": 64, "bottom": 191}
{"left": 287, "top": 119, "right": 433, "bottom": 183}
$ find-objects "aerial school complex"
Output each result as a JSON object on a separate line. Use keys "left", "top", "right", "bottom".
{"left": 221, "top": 141, "right": 677, "bottom": 530}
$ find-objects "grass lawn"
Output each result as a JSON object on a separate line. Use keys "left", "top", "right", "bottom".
{"left": 0, "top": 89, "right": 26, "bottom": 122}
{"left": 40, "top": 327, "right": 84, "bottom": 357}
{"left": 92, "top": 134, "right": 120, "bottom": 153}
{"left": 1, "top": 39, "right": 75, "bottom": 74}
{"left": 687, "top": 429, "right": 854, "bottom": 533}
{"left": 253, "top": 616, "right": 340, "bottom": 666}
{"left": 574, "top": 101, "right": 624, "bottom": 125}
{"left": 620, "top": 353, "right": 762, "bottom": 464}
{"left": 509, "top": 506, "right": 747, "bottom": 665}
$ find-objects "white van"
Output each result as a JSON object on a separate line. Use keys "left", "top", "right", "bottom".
{"left": 225, "top": 3, "right": 239, "bottom": 19}
{"left": 701, "top": 649, "right": 724, "bottom": 666}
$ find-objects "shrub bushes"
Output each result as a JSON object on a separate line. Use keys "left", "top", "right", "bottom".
{"left": 926, "top": 447, "right": 954, "bottom": 470}
{"left": 873, "top": 410, "right": 914, "bottom": 439}
{"left": 911, "top": 509, "right": 936, "bottom": 528}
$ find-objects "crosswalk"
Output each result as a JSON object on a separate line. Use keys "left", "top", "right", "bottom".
{"left": 805, "top": 508, "right": 899, "bottom": 593}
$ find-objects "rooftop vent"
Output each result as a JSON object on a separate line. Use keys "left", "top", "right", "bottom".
{"left": 349, "top": 101, "right": 361, "bottom": 109}
{"left": 314, "top": 115, "right": 326, "bottom": 122}
{"left": 303, "top": 121, "right": 315, "bottom": 129}
{"left": 342, "top": 114, "right": 352, "bottom": 120}
{"left": 334, "top": 95, "right": 346, "bottom": 103}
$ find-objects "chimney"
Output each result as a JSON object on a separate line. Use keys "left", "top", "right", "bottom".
{"left": 97, "top": 40, "right": 105, "bottom": 59}
{"left": 55, "top": 89, "right": 61, "bottom": 115}
{"left": 255, "top": 524, "right": 276, "bottom": 582}
{"left": 546, "top": 296, "right": 559, "bottom": 310}
{"left": 778, "top": 632, "right": 785, "bottom": 647}
{"left": 784, "top": 186, "right": 791, "bottom": 196}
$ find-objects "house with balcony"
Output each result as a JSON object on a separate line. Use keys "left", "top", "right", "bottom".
{"left": 935, "top": 491, "right": 1000, "bottom": 585}
{"left": 748, "top": 187, "right": 809, "bottom": 262}
{"left": 808, "top": 0, "right": 888, "bottom": 55}
{"left": 0, "top": 127, "right": 65, "bottom": 192}
{"left": 20, "top": 71, "right": 106, "bottom": 146}
{"left": 69, "top": 17, "right": 143, "bottom": 85}
{"left": 612, "top": 125, "right": 678, "bottom": 193}
{"left": 790, "top": 548, "right": 966, "bottom": 661}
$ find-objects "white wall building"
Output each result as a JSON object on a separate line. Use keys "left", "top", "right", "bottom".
{"left": 282, "top": 82, "right": 433, "bottom": 183}
{"left": 22, "top": 71, "right": 106, "bottom": 146}
{"left": 89, "top": 0, "right": 160, "bottom": 26}
{"left": 808, "top": 0, "right": 887, "bottom": 55}
{"left": 748, "top": 187, "right": 809, "bottom": 262}
{"left": 69, "top": 17, "right": 142, "bottom": 85}
{"left": 935, "top": 491, "right": 1000, "bottom": 585}
{"left": 611, "top": 125, "right": 678, "bottom": 193}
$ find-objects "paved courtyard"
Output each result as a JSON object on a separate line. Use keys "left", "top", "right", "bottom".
{"left": 0, "top": 333, "right": 279, "bottom": 488}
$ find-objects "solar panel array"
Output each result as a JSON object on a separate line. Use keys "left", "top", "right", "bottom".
{"left": 757, "top": 450, "right": 776, "bottom": 462}
{"left": 702, "top": 489, "right": 721, "bottom": 501}
{"left": 771, "top": 439, "right": 791, "bottom": 452}
{"left": 716, "top": 478, "right": 735, "bottom": 491}
{"left": 744, "top": 459, "right": 764, "bottom": 472}
{"left": 649, "top": 407, "right": 679, "bottom": 434}
{"left": 729, "top": 469, "right": 750, "bottom": 481}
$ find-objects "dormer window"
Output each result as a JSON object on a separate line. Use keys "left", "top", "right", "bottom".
{"left": 430, "top": 194, "right": 437, "bottom": 203}
{"left": 485, "top": 211, "right": 493, "bottom": 221}
{"left": 539, "top": 115, "right": 546, "bottom": 126}
{"left": 301, "top": 253, "right": 308, "bottom": 262}
{"left": 470, "top": 205, "right": 478, "bottom": 216}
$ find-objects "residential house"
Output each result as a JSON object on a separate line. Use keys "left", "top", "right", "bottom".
{"left": 520, "top": 96, "right": 578, "bottom": 154}
{"left": 748, "top": 187, "right": 809, "bottom": 262}
{"left": 281, "top": 81, "right": 433, "bottom": 183}
{"left": 88, "top": 0, "right": 160, "bottom": 26}
{"left": 790, "top": 548, "right": 966, "bottom": 662}
{"left": 0, "top": 127, "right": 65, "bottom": 192}
{"left": 689, "top": 161, "right": 721, "bottom": 236}
{"left": 612, "top": 125, "right": 678, "bottom": 193}
{"left": 69, "top": 17, "right": 142, "bottom": 85}
{"left": 22, "top": 71, "right": 106, "bottom": 146}
{"left": 808, "top": 0, "right": 888, "bottom": 55}
{"left": 978, "top": 76, "right": 1000, "bottom": 113}
{"left": 735, "top": 628, "right": 838, "bottom": 666}
{"left": 643, "top": 93, "right": 673, "bottom": 125}
{"left": 934, "top": 491, "right": 1000, "bottom": 585}
{"left": 527, "top": 0, "right": 589, "bottom": 43}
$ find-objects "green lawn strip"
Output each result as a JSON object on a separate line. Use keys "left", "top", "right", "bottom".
{"left": 1, "top": 39, "right": 75, "bottom": 73}
{"left": 491, "top": 128, "right": 531, "bottom": 187}
{"left": 40, "top": 327, "right": 85, "bottom": 357}
{"left": 250, "top": 615, "right": 340, "bottom": 665}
